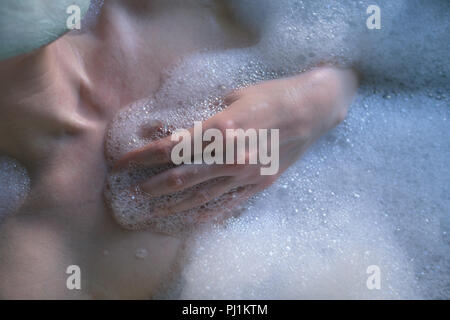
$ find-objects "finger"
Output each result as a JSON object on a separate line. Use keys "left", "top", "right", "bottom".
{"left": 197, "top": 184, "right": 257, "bottom": 223}
{"left": 113, "top": 107, "right": 238, "bottom": 171}
{"left": 112, "top": 135, "right": 180, "bottom": 171}
{"left": 140, "top": 163, "right": 234, "bottom": 196}
{"left": 163, "top": 178, "right": 240, "bottom": 215}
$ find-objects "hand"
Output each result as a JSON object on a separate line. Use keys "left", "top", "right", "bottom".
{"left": 113, "top": 66, "right": 359, "bottom": 216}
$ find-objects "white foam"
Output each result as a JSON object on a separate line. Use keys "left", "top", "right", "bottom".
{"left": 0, "top": 156, "right": 30, "bottom": 220}
{"left": 177, "top": 89, "right": 449, "bottom": 299}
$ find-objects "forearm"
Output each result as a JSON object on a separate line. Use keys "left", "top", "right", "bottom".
{"left": 245, "top": 67, "right": 359, "bottom": 144}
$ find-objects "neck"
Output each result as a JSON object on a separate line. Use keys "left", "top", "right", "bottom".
{"left": 0, "top": 38, "right": 92, "bottom": 170}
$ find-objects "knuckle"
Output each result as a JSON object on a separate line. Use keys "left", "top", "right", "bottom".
{"left": 224, "top": 89, "right": 243, "bottom": 105}
{"left": 309, "top": 67, "right": 340, "bottom": 86}
{"left": 214, "top": 120, "right": 237, "bottom": 136}
{"left": 167, "top": 171, "right": 184, "bottom": 189}
{"left": 283, "top": 85, "right": 303, "bottom": 108}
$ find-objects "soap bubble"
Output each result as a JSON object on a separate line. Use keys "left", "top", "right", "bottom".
{"left": 0, "top": 156, "right": 30, "bottom": 221}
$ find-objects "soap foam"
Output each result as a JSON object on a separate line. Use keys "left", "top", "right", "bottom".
{"left": 104, "top": 0, "right": 449, "bottom": 298}
{"left": 0, "top": 156, "right": 30, "bottom": 221}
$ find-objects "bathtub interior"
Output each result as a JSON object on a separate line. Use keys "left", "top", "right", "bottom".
{"left": 0, "top": 0, "right": 449, "bottom": 299}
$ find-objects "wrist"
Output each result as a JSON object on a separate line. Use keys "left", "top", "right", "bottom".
{"left": 281, "top": 67, "right": 358, "bottom": 140}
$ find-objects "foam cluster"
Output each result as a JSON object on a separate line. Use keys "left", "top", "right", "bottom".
{"left": 229, "top": 0, "right": 449, "bottom": 88}
{"left": 176, "top": 89, "right": 449, "bottom": 299}
{"left": 105, "top": 96, "right": 254, "bottom": 234}
{"left": 103, "top": 0, "right": 449, "bottom": 298}
{"left": 0, "top": 156, "right": 30, "bottom": 221}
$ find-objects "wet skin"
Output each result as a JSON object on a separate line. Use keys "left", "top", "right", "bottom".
{"left": 0, "top": 0, "right": 357, "bottom": 298}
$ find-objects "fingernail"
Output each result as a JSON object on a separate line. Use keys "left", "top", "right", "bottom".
{"left": 140, "top": 120, "right": 164, "bottom": 138}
